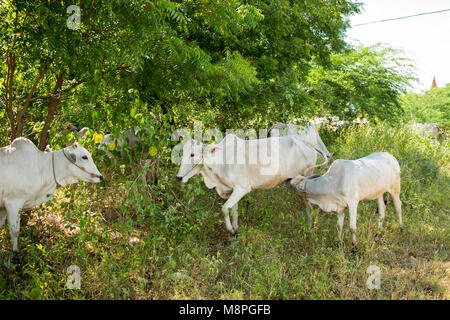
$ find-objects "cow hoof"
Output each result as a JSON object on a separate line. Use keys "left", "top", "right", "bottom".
{"left": 350, "top": 245, "right": 358, "bottom": 255}
{"left": 3, "top": 258, "right": 11, "bottom": 269}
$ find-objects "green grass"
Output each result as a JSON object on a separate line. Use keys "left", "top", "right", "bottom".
{"left": 0, "top": 123, "right": 448, "bottom": 299}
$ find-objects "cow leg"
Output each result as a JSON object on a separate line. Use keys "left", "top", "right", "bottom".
{"left": 4, "top": 200, "right": 23, "bottom": 252}
{"left": 348, "top": 201, "right": 358, "bottom": 244}
{"left": 337, "top": 211, "right": 345, "bottom": 240}
{"left": 391, "top": 193, "right": 403, "bottom": 226}
{"left": 222, "top": 188, "right": 248, "bottom": 235}
{"left": 0, "top": 208, "right": 6, "bottom": 230}
{"left": 231, "top": 203, "right": 239, "bottom": 231}
{"left": 377, "top": 195, "right": 386, "bottom": 228}
{"left": 303, "top": 194, "right": 315, "bottom": 228}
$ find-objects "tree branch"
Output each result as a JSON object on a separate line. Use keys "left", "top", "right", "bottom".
{"left": 38, "top": 70, "right": 66, "bottom": 151}
{"left": 14, "top": 69, "right": 46, "bottom": 138}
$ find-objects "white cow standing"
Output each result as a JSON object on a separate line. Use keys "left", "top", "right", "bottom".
{"left": 0, "top": 137, "right": 103, "bottom": 253}
{"left": 268, "top": 122, "right": 333, "bottom": 159}
{"left": 99, "top": 128, "right": 143, "bottom": 157}
{"left": 290, "top": 152, "right": 402, "bottom": 244}
{"left": 408, "top": 123, "right": 440, "bottom": 142}
{"left": 176, "top": 134, "right": 328, "bottom": 236}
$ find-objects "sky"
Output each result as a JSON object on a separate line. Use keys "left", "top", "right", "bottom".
{"left": 346, "top": 0, "right": 450, "bottom": 93}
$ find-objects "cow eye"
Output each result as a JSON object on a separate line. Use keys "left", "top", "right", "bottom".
{"left": 190, "top": 153, "right": 194, "bottom": 157}
{"left": 82, "top": 155, "right": 88, "bottom": 160}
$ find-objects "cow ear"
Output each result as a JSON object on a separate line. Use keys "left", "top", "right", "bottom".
{"left": 69, "top": 152, "right": 76, "bottom": 162}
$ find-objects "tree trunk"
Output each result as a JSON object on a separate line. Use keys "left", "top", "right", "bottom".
{"left": 14, "top": 70, "right": 46, "bottom": 139}
{"left": 5, "top": 52, "right": 16, "bottom": 140}
{"left": 38, "top": 71, "right": 66, "bottom": 151}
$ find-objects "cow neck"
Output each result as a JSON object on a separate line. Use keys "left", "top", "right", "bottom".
{"left": 52, "top": 151, "right": 63, "bottom": 189}
{"left": 51, "top": 148, "right": 80, "bottom": 189}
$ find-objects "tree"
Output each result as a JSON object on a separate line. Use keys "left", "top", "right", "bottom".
{"left": 134, "top": 0, "right": 362, "bottom": 128}
{"left": 303, "top": 45, "right": 417, "bottom": 121}
{"left": 1, "top": 0, "right": 173, "bottom": 148}
{"left": 400, "top": 83, "right": 450, "bottom": 129}
{"left": 1, "top": 0, "right": 361, "bottom": 147}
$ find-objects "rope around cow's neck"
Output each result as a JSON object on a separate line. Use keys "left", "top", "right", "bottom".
{"left": 181, "top": 146, "right": 205, "bottom": 179}
{"left": 181, "top": 159, "right": 203, "bottom": 179}
{"left": 52, "top": 151, "right": 62, "bottom": 189}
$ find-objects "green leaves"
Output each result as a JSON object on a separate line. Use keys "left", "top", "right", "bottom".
{"left": 401, "top": 84, "right": 450, "bottom": 129}
{"left": 304, "top": 45, "right": 417, "bottom": 121}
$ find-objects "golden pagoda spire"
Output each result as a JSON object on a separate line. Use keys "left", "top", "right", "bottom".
{"left": 431, "top": 76, "right": 437, "bottom": 89}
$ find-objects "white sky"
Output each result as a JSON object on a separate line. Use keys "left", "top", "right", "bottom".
{"left": 346, "top": 0, "right": 450, "bottom": 93}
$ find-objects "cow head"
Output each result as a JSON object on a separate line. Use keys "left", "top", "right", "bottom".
{"left": 176, "top": 140, "right": 204, "bottom": 183}
{"left": 289, "top": 173, "right": 321, "bottom": 193}
{"left": 64, "top": 142, "right": 103, "bottom": 183}
{"left": 290, "top": 174, "right": 307, "bottom": 189}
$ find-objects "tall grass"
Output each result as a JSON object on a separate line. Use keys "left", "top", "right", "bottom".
{"left": 0, "top": 123, "right": 448, "bottom": 299}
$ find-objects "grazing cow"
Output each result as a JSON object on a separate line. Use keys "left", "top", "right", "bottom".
{"left": 268, "top": 122, "right": 333, "bottom": 159}
{"left": 0, "top": 138, "right": 103, "bottom": 253}
{"left": 99, "top": 128, "right": 143, "bottom": 157}
{"left": 408, "top": 123, "right": 440, "bottom": 142}
{"left": 290, "top": 152, "right": 402, "bottom": 244}
{"left": 176, "top": 134, "right": 328, "bottom": 236}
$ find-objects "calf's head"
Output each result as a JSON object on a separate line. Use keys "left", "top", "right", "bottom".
{"left": 290, "top": 175, "right": 307, "bottom": 189}
{"left": 290, "top": 173, "right": 321, "bottom": 193}
{"left": 176, "top": 140, "right": 204, "bottom": 183}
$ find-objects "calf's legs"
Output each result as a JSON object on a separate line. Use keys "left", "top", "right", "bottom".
{"left": 348, "top": 201, "right": 358, "bottom": 244}
{"left": 390, "top": 177, "right": 403, "bottom": 226}
{"left": 337, "top": 211, "right": 345, "bottom": 239}
{"left": 377, "top": 195, "right": 386, "bottom": 228}
{"left": 304, "top": 195, "right": 314, "bottom": 228}
{"left": 231, "top": 203, "right": 239, "bottom": 231}
{"left": 391, "top": 193, "right": 403, "bottom": 226}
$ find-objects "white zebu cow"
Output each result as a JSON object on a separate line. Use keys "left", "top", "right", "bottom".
{"left": 408, "top": 123, "right": 440, "bottom": 142}
{"left": 290, "top": 152, "right": 402, "bottom": 244}
{"left": 268, "top": 122, "right": 333, "bottom": 159}
{"left": 176, "top": 134, "right": 328, "bottom": 235}
{"left": 99, "top": 128, "right": 143, "bottom": 157}
{"left": 0, "top": 138, "right": 103, "bottom": 253}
